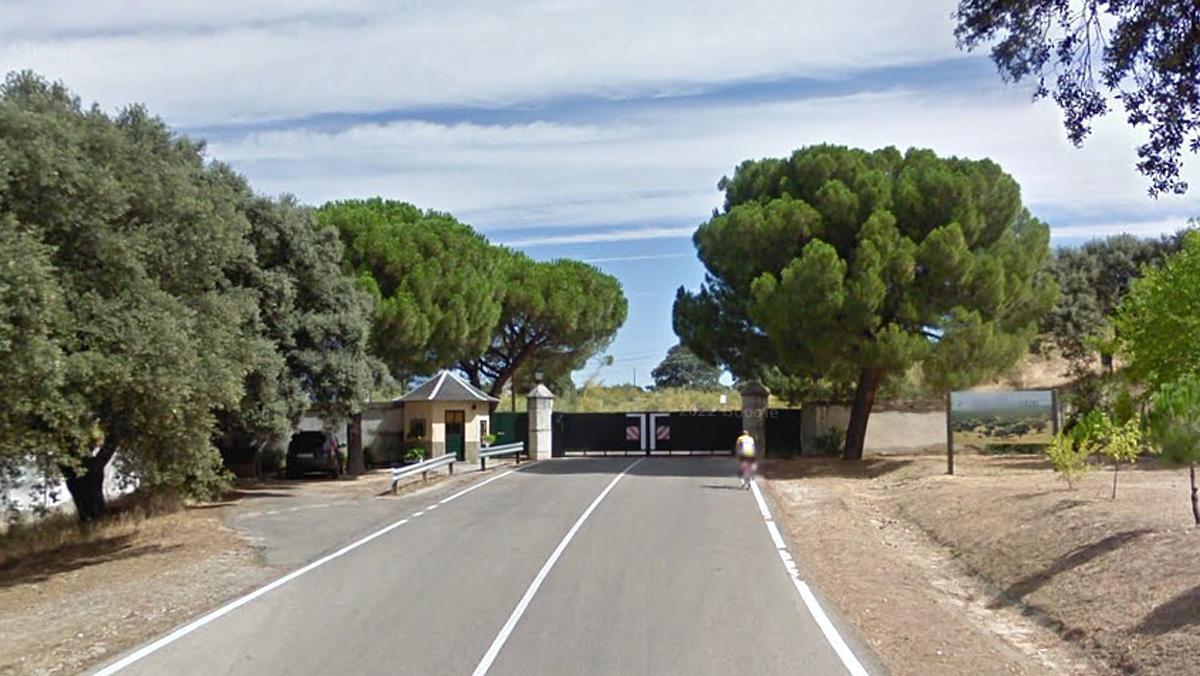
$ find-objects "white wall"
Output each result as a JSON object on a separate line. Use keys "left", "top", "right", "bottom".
{"left": 2, "top": 458, "right": 137, "bottom": 520}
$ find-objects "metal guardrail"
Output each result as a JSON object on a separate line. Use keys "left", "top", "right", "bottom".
{"left": 390, "top": 453, "right": 457, "bottom": 493}
{"left": 479, "top": 442, "right": 525, "bottom": 471}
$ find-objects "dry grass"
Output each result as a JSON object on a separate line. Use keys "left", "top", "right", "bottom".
{"left": 0, "top": 492, "right": 183, "bottom": 570}
{"left": 0, "top": 503, "right": 264, "bottom": 675}
{"left": 766, "top": 453, "right": 1200, "bottom": 676}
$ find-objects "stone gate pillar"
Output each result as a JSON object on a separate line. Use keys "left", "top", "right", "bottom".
{"left": 740, "top": 380, "right": 770, "bottom": 456}
{"left": 527, "top": 384, "right": 554, "bottom": 461}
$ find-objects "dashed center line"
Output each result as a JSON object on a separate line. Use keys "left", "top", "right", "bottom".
{"left": 91, "top": 469, "right": 520, "bottom": 675}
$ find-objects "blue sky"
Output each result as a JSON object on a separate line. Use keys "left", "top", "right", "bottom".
{"left": 5, "top": 0, "right": 1198, "bottom": 385}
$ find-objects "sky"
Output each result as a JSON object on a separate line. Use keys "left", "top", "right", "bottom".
{"left": 4, "top": 0, "right": 1199, "bottom": 386}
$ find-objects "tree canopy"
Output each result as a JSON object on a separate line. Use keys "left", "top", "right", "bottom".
{"left": 459, "top": 252, "right": 626, "bottom": 397}
{"left": 674, "top": 145, "right": 1055, "bottom": 459}
{"left": 1116, "top": 231, "right": 1200, "bottom": 389}
{"left": 320, "top": 199, "right": 627, "bottom": 397}
{"left": 652, "top": 344, "right": 723, "bottom": 389}
{"left": 0, "top": 72, "right": 374, "bottom": 520}
{"left": 216, "top": 196, "right": 379, "bottom": 462}
{"left": 955, "top": 0, "right": 1200, "bottom": 195}
{"left": 1042, "top": 233, "right": 1182, "bottom": 372}
{"left": 317, "top": 199, "right": 503, "bottom": 383}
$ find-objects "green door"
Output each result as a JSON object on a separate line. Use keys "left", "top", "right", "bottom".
{"left": 445, "top": 410, "right": 466, "bottom": 461}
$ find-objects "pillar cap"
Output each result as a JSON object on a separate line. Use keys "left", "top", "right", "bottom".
{"left": 739, "top": 380, "right": 770, "bottom": 397}
{"left": 527, "top": 383, "right": 555, "bottom": 399}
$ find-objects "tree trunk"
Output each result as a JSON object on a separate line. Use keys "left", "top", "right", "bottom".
{"left": 488, "top": 373, "right": 510, "bottom": 399}
{"left": 60, "top": 446, "right": 115, "bottom": 524}
{"left": 1101, "top": 351, "right": 1115, "bottom": 375}
{"left": 1111, "top": 460, "right": 1119, "bottom": 500}
{"left": 1191, "top": 464, "right": 1199, "bottom": 528}
{"left": 844, "top": 367, "right": 883, "bottom": 461}
{"left": 346, "top": 414, "right": 365, "bottom": 476}
{"left": 461, "top": 363, "right": 484, "bottom": 390}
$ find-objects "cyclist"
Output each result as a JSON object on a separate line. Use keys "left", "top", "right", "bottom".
{"left": 735, "top": 430, "right": 757, "bottom": 490}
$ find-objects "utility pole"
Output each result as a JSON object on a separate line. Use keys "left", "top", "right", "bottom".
{"left": 633, "top": 367, "right": 637, "bottom": 388}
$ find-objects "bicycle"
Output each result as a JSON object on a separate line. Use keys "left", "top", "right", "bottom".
{"left": 738, "top": 457, "right": 757, "bottom": 490}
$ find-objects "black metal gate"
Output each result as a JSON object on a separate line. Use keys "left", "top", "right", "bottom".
{"left": 493, "top": 409, "right": 802, "bottom": 457}
{"left": 552, "top": 411, "right": 744, "bottom": 456}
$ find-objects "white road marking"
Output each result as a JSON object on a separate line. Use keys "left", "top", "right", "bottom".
{"left": 426, "top": 504, "right": 439, "bottom": 511}
{"left": 471, "top": 457, "right": 644, "bottom": 676}
{"left": 750, "top": 479, "right": 772, "bottom": 519}
{"left": 750, "top": 480, "right": 870, "bottom": 676}
{"left": 439, "top": 469, "right": 519, "bottom": 505}
{"left": 90, "top": 470, "right": 519, "bottom": 675}
{"left": 765, "top": 519, "right": 787, "bottom": 550}
{"left": 411, "top": 511, "right": 426, "bottom": 517}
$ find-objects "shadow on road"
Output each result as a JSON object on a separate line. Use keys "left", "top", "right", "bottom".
{"left": 515, "top": 455, "right": 739, "bottom": 479}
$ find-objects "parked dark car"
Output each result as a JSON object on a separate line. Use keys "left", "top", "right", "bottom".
{"left": 285, "top": 431, "right": 342, "bottom": 479}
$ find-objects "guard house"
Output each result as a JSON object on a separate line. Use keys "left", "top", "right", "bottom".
{"left": 397, "top": 371, "right": 499, "bottom": 463}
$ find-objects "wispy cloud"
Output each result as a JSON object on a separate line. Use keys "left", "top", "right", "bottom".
{"left": 211, "top": 87, "right": 1200, "bottom": 235}
{"left": 11, "top": 1, "right": 1196, "bottom": 245}
{"left": 1049, "top": 217, "right": 1195, "bottom": 240}
{"left": 501, "top": 226, "right": 696, "bottom": 247}
{"left": 3, "top": 1, "right": 961, "bottom": 125}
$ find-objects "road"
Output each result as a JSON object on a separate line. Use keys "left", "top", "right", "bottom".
{"left": 96, "top": 457, "right": 873, "bottom": 675}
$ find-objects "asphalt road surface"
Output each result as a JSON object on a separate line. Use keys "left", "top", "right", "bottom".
{"left": 96, "top": 457, "right": 873, "bottom": 676}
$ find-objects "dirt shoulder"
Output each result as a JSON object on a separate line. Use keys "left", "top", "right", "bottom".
{"left": 0, "top": 509, "right": 266, "bottom": 676}
{"left": 764, "top": 452, "right": 1200, "bottom": 676}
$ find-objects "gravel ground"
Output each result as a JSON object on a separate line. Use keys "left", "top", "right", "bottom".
{"left": 764, "top": 453, "right": 1102, "bottom": 676}
{"left": 0, "top": 511, "right": 267, "bottom": 676}
{"left": 766, "top": 451, "right": 1200, "bottom": 676}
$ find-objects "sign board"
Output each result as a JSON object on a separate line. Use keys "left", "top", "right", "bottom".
{"left": 949, "top": 390, "right": 1056, "bottom": 447}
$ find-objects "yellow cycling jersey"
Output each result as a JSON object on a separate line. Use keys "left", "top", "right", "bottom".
{"left": 735, "top": 434, "right": 756, "bottom": 458}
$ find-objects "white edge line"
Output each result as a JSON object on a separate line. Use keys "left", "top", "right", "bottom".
{"left": 750, "top": 480, "right": 870, "bottom": 676}
{"left": 472, "top": 457, "right": 644, "bottom": 676}
{"left": 439, "top": 469, "right": 517, "bottom": 504}
{"left": 765, "top": 519, "right": 787, "bottom": 550}
{"left": 91, "top": 469, "right": 517, "bottom": 676}
{"left": 750, "top": 478, "right": 772, "bottom": 520}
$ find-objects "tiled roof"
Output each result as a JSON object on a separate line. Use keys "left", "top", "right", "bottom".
{"left": 397, "top": 370, "right": 500, "bottom": 403}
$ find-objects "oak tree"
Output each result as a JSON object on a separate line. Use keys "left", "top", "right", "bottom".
{"left": 956, "top": 0, "right": 1200, "bottom": 195}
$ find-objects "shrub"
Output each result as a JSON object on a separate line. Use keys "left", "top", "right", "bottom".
{"left": 814, "top": 427, "right": 846, "bottom": 456}
{"left": 1146, "top": 375, "right": 1200, "bottom": 526}
{"left": 1097, "top": 414, "right": 1144, "bottom": 499}
{"left": 1045, "top": 429, "right": 1094, "bottom": 489}
{"left": 404, "top": 447, "right": 427, "bottom": 464}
